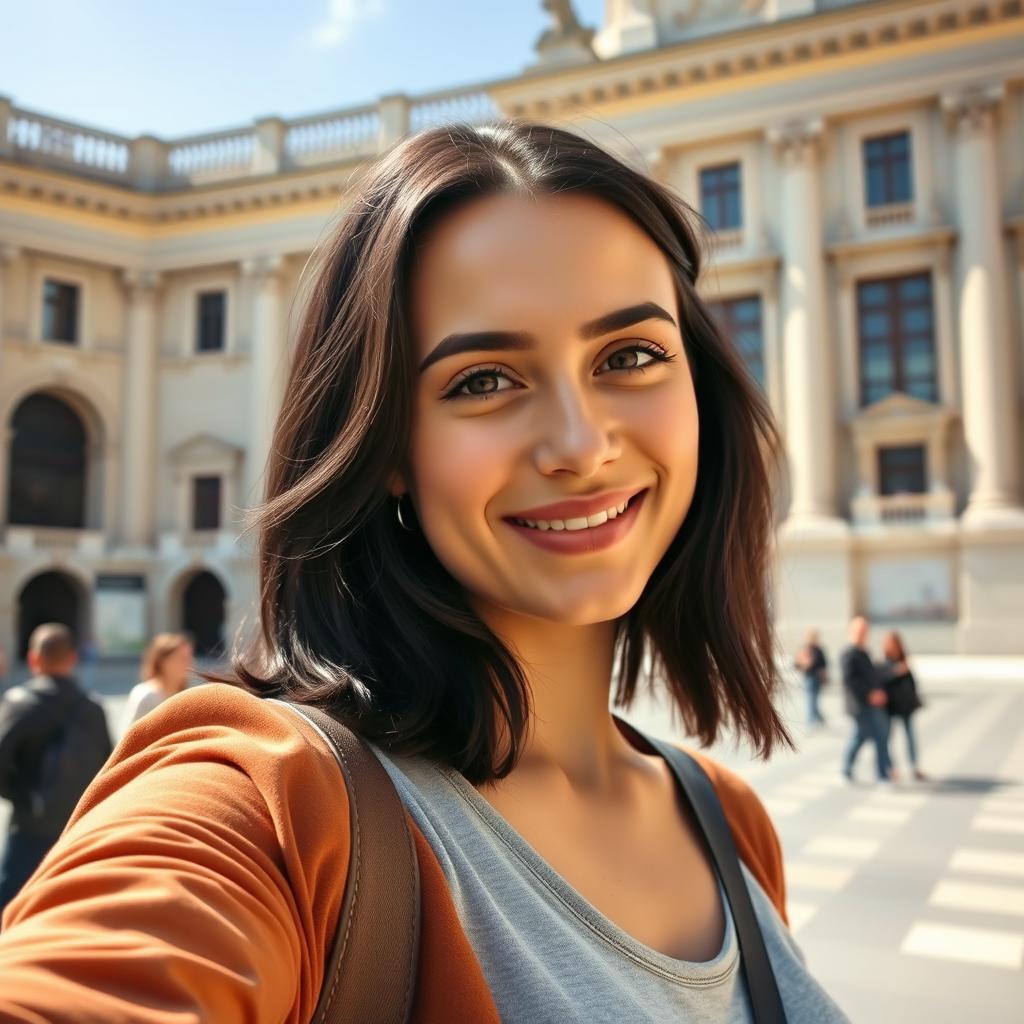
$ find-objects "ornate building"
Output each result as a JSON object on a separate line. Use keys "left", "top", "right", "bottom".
{"left": 1, "top": 0, "right": 1022, "bottom": 661}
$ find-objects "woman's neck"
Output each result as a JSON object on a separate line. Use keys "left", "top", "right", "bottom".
{"left": 480, "top": 607, "right": 638, "bottom": 789}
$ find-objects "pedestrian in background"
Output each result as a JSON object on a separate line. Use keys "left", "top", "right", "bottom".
{"left": 120, "top": 633, "right": 194, "bottom": 737}
{"left": 0, "top": 624, "right": 112, "bottom": 915}
{"left": 840, "top": 616, "right": 892, "bottom": 784}
{"left": 794, "top": 629, "right": 828, "bottom": 728}
{"left": 880, "top": 630, "right": 926, "bottom": 782}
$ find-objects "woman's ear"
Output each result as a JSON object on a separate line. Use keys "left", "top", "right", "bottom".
{"left": 387, "top": 471, "right": 407, "bottom": 498}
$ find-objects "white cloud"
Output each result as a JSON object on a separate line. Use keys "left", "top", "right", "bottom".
{"left": 311, "top": 0, "right": 388, "bottom": 49}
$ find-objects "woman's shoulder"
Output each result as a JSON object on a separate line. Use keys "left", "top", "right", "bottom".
{"left": 672, "top": 744, "right": 789, "bottom": 926}
{"left": 109, "top": 682, "right": 345, "bottom": 796}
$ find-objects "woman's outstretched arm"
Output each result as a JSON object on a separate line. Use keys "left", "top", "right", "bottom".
{"left": 0, "top": 684, "right": 347, "bottom": 1024}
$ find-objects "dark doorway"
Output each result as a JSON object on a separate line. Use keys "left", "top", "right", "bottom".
{"left": 182, "top": 571, "right": 226, "bottom": 657}
{"left": 17, "top": 571, "right": 82, "bottom": 660}
{"left": 8, "top": 393, "right": 88, "bottom": 528}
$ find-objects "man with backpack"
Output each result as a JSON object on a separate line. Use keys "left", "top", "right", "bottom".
{"left": 0, "top": 623, "right": 112, "bottom": 915}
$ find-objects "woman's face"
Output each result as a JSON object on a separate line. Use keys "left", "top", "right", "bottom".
{"left": 400, "top": 191, "right": 699, "bottom": 626}
{"left": 163, "top": 642, "right": 194, "bottom": 683}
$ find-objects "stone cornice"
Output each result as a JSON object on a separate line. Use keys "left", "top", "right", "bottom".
{"left": 492, "top": 0, "right": 1023, "bottom": 119}
{"left": 826, "top": 224, "right": 958, "bottom": 261}
{"left": 0, "top": 158, "right": 362, "bottom": 227}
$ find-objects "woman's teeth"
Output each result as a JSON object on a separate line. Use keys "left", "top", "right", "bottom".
{"left": 514, "top": 498, "right": 630, "bottom": 532}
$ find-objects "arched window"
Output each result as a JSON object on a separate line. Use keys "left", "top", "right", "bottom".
{"left": 8, "top": 393, "right": 87, "bottom": 527}
{"left": 17, "top": 571, "right": 81, "bottom": 660}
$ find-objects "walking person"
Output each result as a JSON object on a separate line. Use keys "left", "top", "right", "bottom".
{"left": 0, "top": 121, "right": 848, "bottom": 1021}
{"left": 840, "top": 616, "right": 892, "bottom": 784}
{"left": 794, "top": 630, "right": 828, "bottom": 728}
{"left": 880, "top": 631, "right": 926, "bottom": 782}
{"left": 120, "top": 634, "right": 194, "bottom": 737}
{"left": 0, "top": 624, "right": 112, "bottom": 916}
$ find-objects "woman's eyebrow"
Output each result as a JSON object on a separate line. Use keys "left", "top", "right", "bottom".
{"left": 418, "top": 301, "right": 676, "bottom": 373}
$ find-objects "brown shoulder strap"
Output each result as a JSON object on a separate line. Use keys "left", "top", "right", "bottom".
{"left": 269, "top": 699, "right": 421, "bottom": 1024}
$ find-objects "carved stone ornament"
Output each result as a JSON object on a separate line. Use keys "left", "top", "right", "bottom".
{"left": 533, "top": 0, "right": 596, "bottom": 68}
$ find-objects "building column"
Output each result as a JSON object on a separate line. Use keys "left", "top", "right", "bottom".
{"left": 943, "top": 86, "right": 1022, "bottom": 522}
{"left": 0, "top": 246, "right": 20, "bottom": 529}
{"left": 769, "top": 120, "right": 841, "bottom": 530}
{"left": 119, "top": 270, "right": 162, "bottom": 549}
{"left": 242, "top": 256, "right": 286, "bottom": 506}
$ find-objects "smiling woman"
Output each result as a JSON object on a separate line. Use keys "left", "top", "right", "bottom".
{"left": 0, "top": 121, "right": 849, "bottom": 1024}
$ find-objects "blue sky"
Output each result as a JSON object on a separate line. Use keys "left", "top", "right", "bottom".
{"left": 1, "top": 0, "right": 606, "bottom": 138}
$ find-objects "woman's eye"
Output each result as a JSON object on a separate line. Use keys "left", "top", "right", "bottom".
{"left": 444, "top": 368, "right": 516, "bottom": 400}
{"left": 598, "top": 344, "right": 669, "bottom": 374}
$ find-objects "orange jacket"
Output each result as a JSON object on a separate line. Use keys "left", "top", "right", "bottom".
{"left": 0, "top": 683, "right": 787, "bottom": 1024}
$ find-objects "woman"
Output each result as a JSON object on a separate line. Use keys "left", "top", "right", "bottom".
{"left": 794, "top": 630, "right": 828, "bottom": 728}
{"left": 880, "top": 630, "right": 926, "bottom": 782}
{"left": 0, "top": 122, "right": 847, "bottom": 1021}
{"left": 119, "top": 633, "right": 194, "bottom": 736}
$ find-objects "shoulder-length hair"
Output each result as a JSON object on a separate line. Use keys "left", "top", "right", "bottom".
{"left": 207, "top": 120, "right": 790, "bottom": 783}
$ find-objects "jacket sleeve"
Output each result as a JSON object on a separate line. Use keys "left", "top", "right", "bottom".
{"left": 0, "top": 683, "right": 348, "bottom": 1024}
{"left": 683, "top": 748, "right": 789, "bottom": 927}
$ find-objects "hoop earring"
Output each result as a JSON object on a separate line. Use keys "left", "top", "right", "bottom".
{"left": 395, "top": 493, "right": 416, "bottom": 531}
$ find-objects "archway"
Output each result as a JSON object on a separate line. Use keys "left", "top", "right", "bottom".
{"left": 16, "top": 570, "right": 85, "bottom": 660}
{"left": 182, "top": 570, "right": 226, "bottom": 658}
{"left": 7, "top": 393, "right": 87, "bottom": 528}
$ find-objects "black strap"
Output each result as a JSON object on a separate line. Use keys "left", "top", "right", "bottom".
{"left": 268, "top": 699, "right": 421, "bottom": 1024}
{"left": 615, "top": 717, "right": 787, "bottom": 1024}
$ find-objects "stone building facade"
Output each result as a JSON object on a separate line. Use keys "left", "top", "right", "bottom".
{"left": 1, "top": 0, "right": 1023, "bottom": 661}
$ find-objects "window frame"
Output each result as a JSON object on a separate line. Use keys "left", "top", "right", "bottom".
{"left": 856, "top": 271, "right": 938, "bottom": 407}
{"left": 195, "top": 289, "right": 227, "bottom": 353}
{"left": 699, "top": 161, "right": 743, "bottom": 232}
{"left": 41, "top": 278, "right": 81, "bottom": 345}
{"left": 190, "top": 474, "right": 222, "bottom": 532}
{"left": 862, "top": 130, "right": 914, "bottom": 208}
{"left": 708, "top": 293, "right": 765, "bottom": 389}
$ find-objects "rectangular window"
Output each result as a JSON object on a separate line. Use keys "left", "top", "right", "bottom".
{"left": 191, "top": 475, "right": 221, "bottom": 530}
{"left": 878, "top": 445, "right": 927, "bottom": 496}
{"left": 42, "top": 279, "right": 79, "bottom": 343}
{"left": 709, "top": 295, "right": 764, "bottom": 388}
{"left": 857, "top": 272, "right": 936, "bottom": 406}
{"left": 699, "top": 162, "right": 742, "bottom": 231}
{"left": 196, "top": 291, "right": 226, "bottom": 352}
{"left": 863, "top": 131, "right": 913, "bottom": 207}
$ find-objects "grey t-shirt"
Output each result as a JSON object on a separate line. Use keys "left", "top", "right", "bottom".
{"left": 372, "top": 747, "right": 850, "bottom": 1023}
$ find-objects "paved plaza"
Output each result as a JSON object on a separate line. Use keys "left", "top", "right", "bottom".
{"left": 1, "top": 659, "right": 1022, "bottom": 1021}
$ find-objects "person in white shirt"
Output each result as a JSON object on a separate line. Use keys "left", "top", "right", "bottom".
{"left": 120, "top": 634, "right": 194, "bottom": 738}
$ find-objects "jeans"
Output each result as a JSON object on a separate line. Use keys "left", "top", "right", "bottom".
{"left": 843, "top": 707, "right": 892, "bottom": 781}
{"left": 804, "top": 673, "right": 825, "bottom": 725}
{"left": 887, "top": 713, "right": 918, "bottom": 769}
{"left": 0, "top": 830, "right": 55, "bottom": 920}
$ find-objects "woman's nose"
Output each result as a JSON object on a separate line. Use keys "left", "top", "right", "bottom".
{"left": 531, "top": 385, "right": 622, "bottom": 478}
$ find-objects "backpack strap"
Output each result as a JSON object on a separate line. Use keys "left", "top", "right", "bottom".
{"left": 268, "top": 699, "right": 421, "bottom": 1024}
{"left": 613, "top": 716, "right": 787, "bottom": 1024}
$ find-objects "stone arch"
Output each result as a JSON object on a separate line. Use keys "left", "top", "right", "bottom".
{"left": 169, "top": 566, "right": 230, "bottom": 659}
{"left": 15, "top": 567, "right": 91, "bottom": 661}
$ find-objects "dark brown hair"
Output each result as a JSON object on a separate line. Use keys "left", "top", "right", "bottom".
{"left": 882, "top": 631, "right": 906, "bottom": 661}
{"left": 207, "top": 120, "right": 791, "bottom": 783}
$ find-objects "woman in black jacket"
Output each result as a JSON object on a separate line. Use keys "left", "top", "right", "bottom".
{"left": 880, "top": 631, "right": 926, "bottom": 781}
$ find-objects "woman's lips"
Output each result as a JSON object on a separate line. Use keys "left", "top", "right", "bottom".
{"left": 503, "top": 489, "right": 649, "bottom": 555}
{"left": 504, "top": 485, "right": 646, "bottom": 524}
